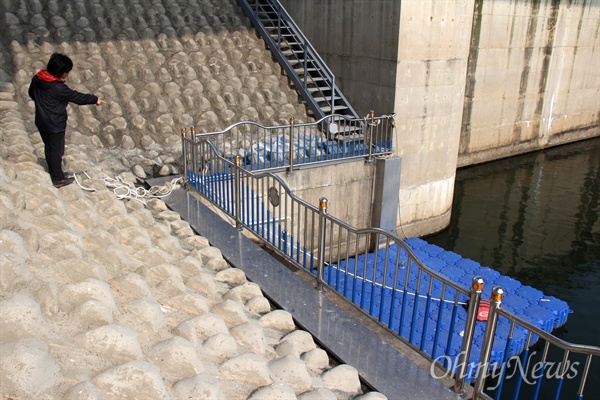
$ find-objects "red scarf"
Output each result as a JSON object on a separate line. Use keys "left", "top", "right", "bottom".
{"left": 36, "top": 69, "right": 64, "bottom": 82}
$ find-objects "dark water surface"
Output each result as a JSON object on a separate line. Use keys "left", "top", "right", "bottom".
{"left": 425, "top": 137, "right": 600, "bottom": 397}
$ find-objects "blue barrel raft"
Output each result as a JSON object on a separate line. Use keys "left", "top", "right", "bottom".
{"left": 322, "top": 237, "right": 571, "bottom": 381}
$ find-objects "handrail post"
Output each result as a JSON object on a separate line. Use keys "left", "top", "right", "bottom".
{"left": 316, "top": 197, "right": 328, "bottom": 291}
{"left": 288, "top": 117, "right": 295, "bottom": 174}
{"left": 453, "top": 276, "right": 484, "bottom": 394}
{"left": 181, "top": 127, "right": 188, "bottom": 185}
{"left": 303, "top": 37, "right": 308, "bottom": 89}
{"left": 330, "top": 77, "right": 335, "bottom": 116}
{"left": 367, "top": 110, "right": 375, "bottom": 161}
{"left": 234, "top": 156, "right": 242, "bottom": 230}
{"left": 277, "top": 4, "right": 281, "bottom": 47}
{"left": 472, "top": 286, "right": 504, "bottom": 399}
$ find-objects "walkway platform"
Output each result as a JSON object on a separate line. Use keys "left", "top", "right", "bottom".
{"left": 157, "top": 184, "right": 462, "bottom": 400}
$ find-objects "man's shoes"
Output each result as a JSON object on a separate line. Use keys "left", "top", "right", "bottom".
{"left": 53, "top": 176, "right": 75, "bottom": 188}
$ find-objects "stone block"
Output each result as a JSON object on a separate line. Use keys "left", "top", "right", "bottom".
{"left": 191, "top": 245, "right": 223, "bottom": 266}
{"left": 171, "top": 374, "right": 226, "bottom": 399}
{"left": 0, "top": 194, "right": 16, "bottom": 229}
{"left": 39, "top": 230, "right": 83, "bottom": 259}
{"left": 0, "top": 294, "right": 49, "bottom": 343}
{"left": 127, "top": 297, "right": 167, "bottom": 333}
{"left": 279, "top": 330, "right": 316, "bottom": 355}
{"left": 63, "top": 381, "right": 99, "bottom": 400}
{"left": 72, "top": 299, "right": 114, "bottom": 327}
{"left": 76, "top": 324, "right": 143, "bottom": 361}
{"left": 212, "top": 299, "right": 249, "bottom": 326}
{"left": 60, "top": 279, "right": 117, "bottom": 312}
{"left": 167, "top": 292, "right": 210, "bottom": 316}
{"left": 188, "top": 313, "right": 229, "bottom": 340}
{"left": 245, "top": 296, "right": 272, "bottom": 315}
{"left": 186, "top": 273, "right": 219, "bottom": 299}
{"left": 150, "top": 336, "right": 203, "bottom": 377}
{"left": 248, "top": 383, "right": 297, "bottom": 400}
{"left": 219, "top": 353, "right": 272, "bottom": 386}
{"left": 175, "top": 256, "right": 204, "bottom": 278}
{"left": 110, "top": 273, "right": 151, "bottom": 299}
{"left": 269, "top": 355, "right": 312, "bottom": 394}
{"left": 0, "top": 252, "right": 32, "bottom": 291}
{"left": 215, "top": 267, "right": 247, "bottom": 286}
{"left": 92, "top": 361, "right": 169, "bottom": 399}
{"left": 259, "top": 310, "right": 295, "bottom": 334}
{"left": 321, "top": 364, "right": 361, "bottom": 395}
{"left": 0, "top": 338, "right": 62, "bottom": 398}
{"left": 202, "top": 333, "right": 239, "bottom": 361}
{"left": 0, "top": 230, "right": 28, "bottom": 258}
{"left": 231, "top": 320, "right": 268, "bottom": 355}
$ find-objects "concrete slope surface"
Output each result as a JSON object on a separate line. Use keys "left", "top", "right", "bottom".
{"left": 0, "top": 0, "right": 391, "bottom": 399}
{"left": 0, "top": 88, "right": 385, "bottom": 399}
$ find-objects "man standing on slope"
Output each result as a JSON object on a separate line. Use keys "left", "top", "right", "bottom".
{"left": 29, "top": 52, "right": 105, "bottom": 188}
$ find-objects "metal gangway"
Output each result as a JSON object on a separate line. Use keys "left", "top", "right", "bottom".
{"left": 238, "top": 0, "right": 361, "bottom": 141}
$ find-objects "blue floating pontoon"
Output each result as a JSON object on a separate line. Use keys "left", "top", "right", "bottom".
{"left": 323, "top": 237, "right": 571, "bottom": 380}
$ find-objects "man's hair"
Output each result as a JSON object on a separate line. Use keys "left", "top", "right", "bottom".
{"left": 46, "top": 53, "right": 73, "bottom": 77}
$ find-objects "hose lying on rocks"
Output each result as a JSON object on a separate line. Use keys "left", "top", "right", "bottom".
{"left": 74, "top": 170, "right": 182, "bottom": 205}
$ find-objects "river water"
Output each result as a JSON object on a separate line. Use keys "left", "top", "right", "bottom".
{"left": 425, "top": 137, "right": 600, "bottom": 397}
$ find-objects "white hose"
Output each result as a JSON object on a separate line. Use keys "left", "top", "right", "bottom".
{"left": 73, "top": 171, "right": 181, "bottom": 205}
{"left": 103, "top": 175, "right": 182, "bottom": 205}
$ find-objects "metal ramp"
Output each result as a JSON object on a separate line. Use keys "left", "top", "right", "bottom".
{"left": 237, "top": 0, "right": 361, "bottom": 132}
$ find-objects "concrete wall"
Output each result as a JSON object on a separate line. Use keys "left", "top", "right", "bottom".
{"left": 459, "top": 0, "right": 600, "bottom": 166}
{"left": 281, "top": 0, "right": 600, "bottom": 237}
{"left": 279, "top": 160, "right": 376, "bottom": 230}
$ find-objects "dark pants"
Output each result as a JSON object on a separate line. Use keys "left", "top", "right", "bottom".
{"left": 39, "top": 130, "right": 65, "bottom": 182}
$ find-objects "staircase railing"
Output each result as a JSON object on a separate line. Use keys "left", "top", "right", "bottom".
{"left": 237, "top": 0, "right": 359, "bottom": 121}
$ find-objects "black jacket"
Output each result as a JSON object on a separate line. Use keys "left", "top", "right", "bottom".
{"left": 28, "top": 71, "right": 98, "bottom": 133}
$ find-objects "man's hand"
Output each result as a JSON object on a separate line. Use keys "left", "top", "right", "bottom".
{"left": 96, "top": 98, "right": 105, "bottom": 105}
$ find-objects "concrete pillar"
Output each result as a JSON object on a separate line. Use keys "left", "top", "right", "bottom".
{"left": 393, "top": 0, "right": 475, "bottom": 236}
{"left": 281, "top": 0, "right": 475, "bottom": 237}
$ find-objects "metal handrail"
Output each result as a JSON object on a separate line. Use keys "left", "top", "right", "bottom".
{"left": 472, "top": 287, "right": 600, "bottom": 400}
{"left": 187, "top": 113, "right": 394, "bottom": 172}
{"left": 182, "top": 133, "right": 477, "bottom": 384}
{"left": 182, "top": 129, "right": 599, "bottom": 399}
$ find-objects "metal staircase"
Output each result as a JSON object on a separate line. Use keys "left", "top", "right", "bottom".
{"left": 237, "top": 0, "right": 360, "bottom": 126}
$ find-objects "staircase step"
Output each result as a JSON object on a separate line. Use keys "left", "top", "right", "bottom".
{"left": 322, "top": 105, "right": 350, "bottom": 113}
{"left": 335, "top": 133, "right": 366, "bottom": 143}
{"left": 333, "top": 125, "right": 363, "bottom": 134}
{"left": 307, "top": 87, "right": 332, "bottom": 95}
{"left": 264, "top": 24, "right": 292, "bottom": 32}
{"left": 294, "top": 67, "right": 318, "bottom": 74}
{"left": 282, "top": 49, "right": 303, "bottom": 56}
{"left": 313, "top": 96, "right": 341, "bottom": 103}
{"left": 276, "top": 39, "right": 301, "bottom": 47}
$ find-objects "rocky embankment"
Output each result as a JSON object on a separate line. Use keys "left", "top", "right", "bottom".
{"left": 0, "top": 0, "right": 387, "bottom": 399}
{"left": 0, "top": 84, "right": 385, "bottom": 399}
